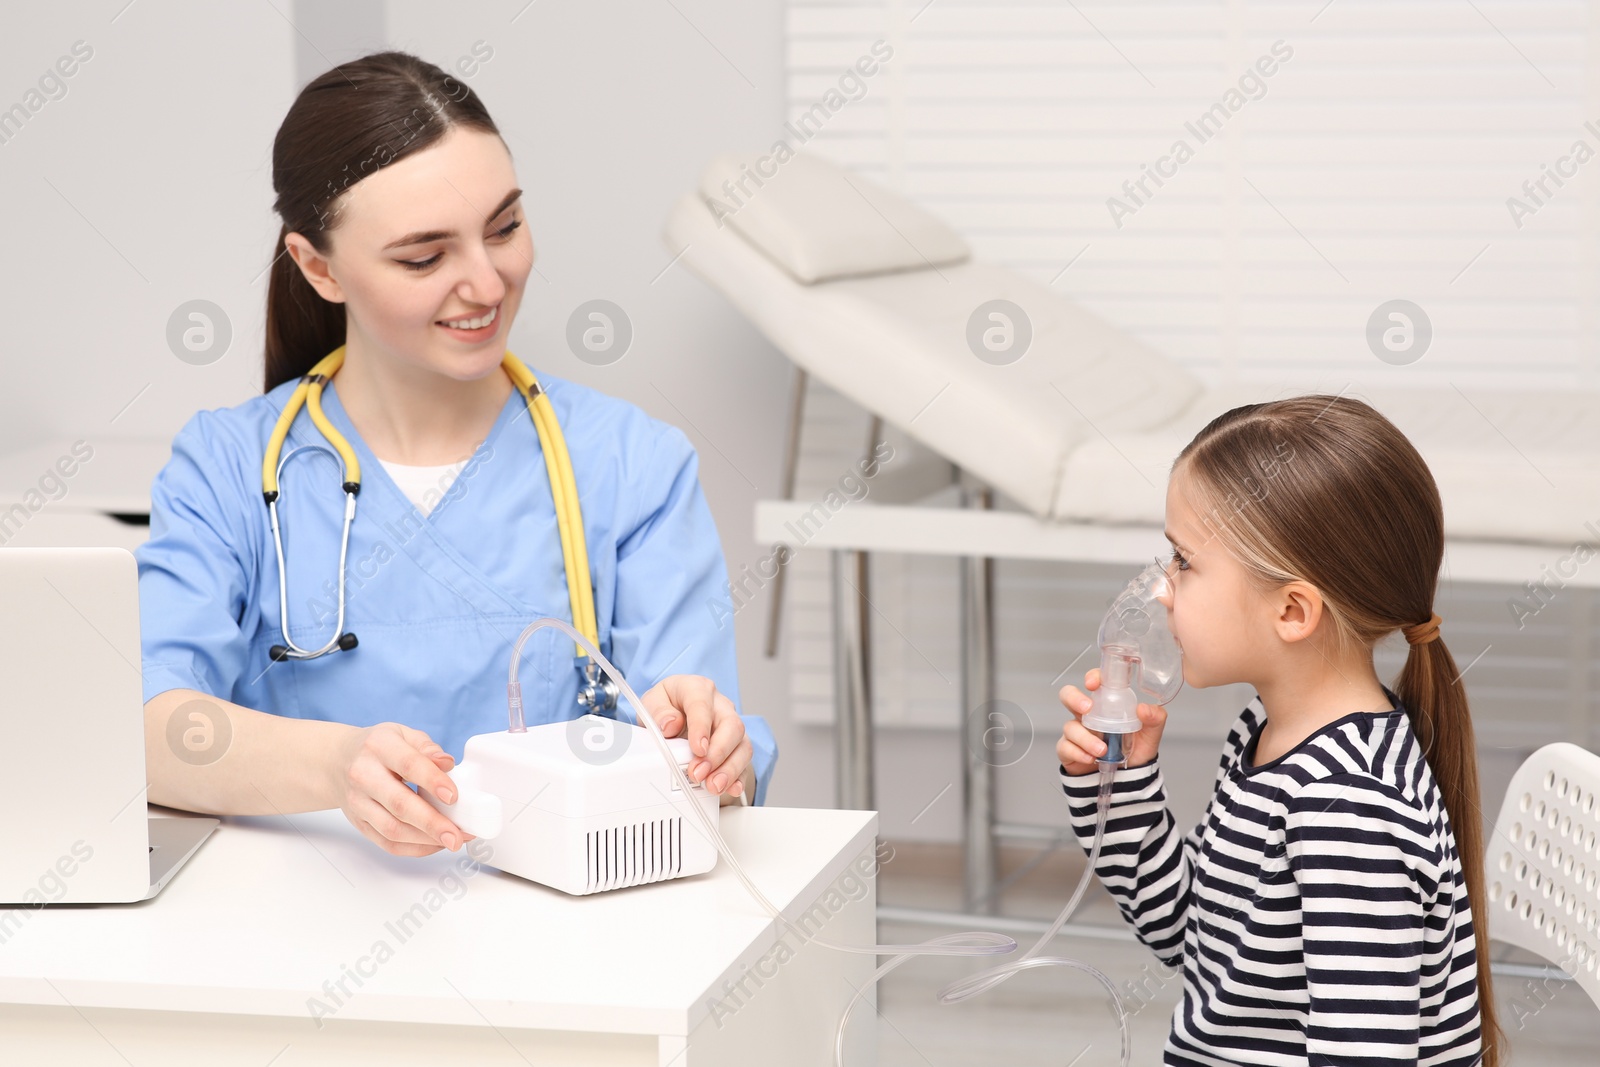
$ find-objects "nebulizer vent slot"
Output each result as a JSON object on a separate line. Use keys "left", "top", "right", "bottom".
{"left": 584, "top": 816, "right": 683, "bottom": 893}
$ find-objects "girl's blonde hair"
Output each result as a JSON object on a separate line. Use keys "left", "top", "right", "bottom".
{"left": 1174, "top": 394, "right": 1501, "bottom": 1066}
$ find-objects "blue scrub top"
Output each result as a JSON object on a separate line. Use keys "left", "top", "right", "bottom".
{"left": 136, "top": 368, "right": 777, "bottom": 805}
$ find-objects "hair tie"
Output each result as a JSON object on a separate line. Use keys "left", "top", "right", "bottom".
{"left": 1403, "top": 612, "right": 1442, "bottom": 647}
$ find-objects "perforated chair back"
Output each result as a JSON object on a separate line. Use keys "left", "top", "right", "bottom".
{"left": 1487, "top": 742, "right": 1600, "bottom": 1008}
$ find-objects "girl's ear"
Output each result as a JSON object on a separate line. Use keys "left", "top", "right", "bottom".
{"left": 1273, "top": 580, "right": 1324, "bottom": 644}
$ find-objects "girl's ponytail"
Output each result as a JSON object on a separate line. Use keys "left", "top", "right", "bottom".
{"left": 1396, "top": 617, "right": 1503, "bottom": 1067}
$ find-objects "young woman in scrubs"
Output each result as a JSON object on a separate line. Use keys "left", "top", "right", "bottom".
{"left": 139, "top": 51, "right": 775, "bottom": 857}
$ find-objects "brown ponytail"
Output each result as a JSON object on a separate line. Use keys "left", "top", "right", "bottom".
{"left": 264, "top": 51, "right": 501, "bottom": 391}
{"left": 1396, "top": 622, "right": 1499, "bottom": 1066}
{"left": 1174, "top": 395, "right": 1503, "bottom": 1066}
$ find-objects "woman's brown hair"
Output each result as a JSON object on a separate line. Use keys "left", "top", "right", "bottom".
{"left": 1173, "top": 394, "right": 1502, "bottom": 1066}
{"left": 265, "top": 51, "right": 501, "bottom": 392}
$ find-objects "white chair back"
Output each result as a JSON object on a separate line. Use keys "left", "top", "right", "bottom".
{"left": 1487, "top": 741, "right": 1600, "bottom": 1008}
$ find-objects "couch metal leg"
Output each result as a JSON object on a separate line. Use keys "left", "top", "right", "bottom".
{"left": 960, "top": 481, "right": 997, "bottom": 913}
{"left": 764, "top": 367, "right": 809, "bottom": 659}
{"left": 832, "top": 548, "right": 874, "bottom": 811}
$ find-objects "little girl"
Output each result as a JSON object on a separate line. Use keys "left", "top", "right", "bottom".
{"left": 1057, "top": 396, "right": 1499, "bottom": 1066}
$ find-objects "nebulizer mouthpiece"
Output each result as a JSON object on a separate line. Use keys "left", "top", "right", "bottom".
{"left": 1082, "top": 560, "right": 1183, "bottom": 739}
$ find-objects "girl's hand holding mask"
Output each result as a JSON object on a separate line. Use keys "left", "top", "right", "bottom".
{"left": 1056, "top": 667, "right": 1168, "bottom": 775}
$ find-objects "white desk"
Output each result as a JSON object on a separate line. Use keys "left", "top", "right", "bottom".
{"left": 0, "top": 805, "right": 879, "bottom": 1066}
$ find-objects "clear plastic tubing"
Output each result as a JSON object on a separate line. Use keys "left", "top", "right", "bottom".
{"left": 507, "top": 618, "right": 1130, "bottom": 1066}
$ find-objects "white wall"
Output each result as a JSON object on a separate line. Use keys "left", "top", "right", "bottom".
{"left": 0, "top": 2, "right": 291, "bottom": 453}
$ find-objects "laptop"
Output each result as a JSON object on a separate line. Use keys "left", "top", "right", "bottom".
{"left": 0, "top": 547, "right": 216, "bottom": 904}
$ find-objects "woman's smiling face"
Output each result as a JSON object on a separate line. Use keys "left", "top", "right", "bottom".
{"left": 288, "top": 126, "right": 534, "bottom": 380}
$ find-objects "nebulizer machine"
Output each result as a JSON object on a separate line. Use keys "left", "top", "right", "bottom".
{"left": 425, "top": 558, "right": 1182, "bottom": 1065}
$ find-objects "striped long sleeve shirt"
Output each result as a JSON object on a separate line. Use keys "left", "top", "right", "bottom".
{"left": 1061, "top": 695, "right": 1483, "bottom": 1066}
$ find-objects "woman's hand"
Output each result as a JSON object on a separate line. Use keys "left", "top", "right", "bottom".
{"left": 639, "top": 674, "right": 753, "bottom": 804}
{"left": 328, "top": 722, "right": 475, "bottom": 856}
{"left": 1056, "top": 667, "right": 1168, "bottom": 776}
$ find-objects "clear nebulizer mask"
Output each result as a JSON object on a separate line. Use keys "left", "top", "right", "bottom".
{"left": 1081, "top": 559, "right": 1184, "bottom": 755}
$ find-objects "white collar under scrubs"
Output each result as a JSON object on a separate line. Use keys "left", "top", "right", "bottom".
{"left": 377, "top": 458, "right": 467, "bottom": 519}
{"left": 135, "top": 368, "right": 777, "bottom": 805}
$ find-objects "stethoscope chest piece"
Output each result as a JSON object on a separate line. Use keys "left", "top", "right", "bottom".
{"left": 576, "top": 656, "right": 620, "bottom": 712}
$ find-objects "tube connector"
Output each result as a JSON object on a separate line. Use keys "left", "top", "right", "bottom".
{"left": 1098, "top": 731, "right": 1125, "bottom": 768}
{"left": 507, "top": 681, "right": 524, "bottom": 733}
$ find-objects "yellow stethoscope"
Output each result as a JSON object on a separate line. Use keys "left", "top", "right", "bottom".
{"left": 260, "top": 345, "right": 619, "bottom": 713}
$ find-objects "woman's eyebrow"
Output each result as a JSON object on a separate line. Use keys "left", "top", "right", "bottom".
{"left": 1164, "top": 529, "right": 1189, "bottom": 553}
{"left": 382, "top": 188, "right": 523, "bottom": 250}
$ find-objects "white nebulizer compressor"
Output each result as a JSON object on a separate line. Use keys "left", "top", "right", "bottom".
{"left": 423, "top": 620, "right": 719, "bottom": 896}
{"left": 424, "top": 715, "right": 719, "bottom": 896}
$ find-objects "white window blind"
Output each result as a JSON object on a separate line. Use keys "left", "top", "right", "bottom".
{"left": 787, "top": 0, "right": 1597, "bottom": 389}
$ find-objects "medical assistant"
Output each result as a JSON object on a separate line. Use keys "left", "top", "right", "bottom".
{"left": 136, "top": 367, "right": 778, "bottom": 805}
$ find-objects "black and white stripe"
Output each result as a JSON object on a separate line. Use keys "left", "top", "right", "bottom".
{"left": 1062, "top": 695, "right": 1483, "bottom": 1066}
